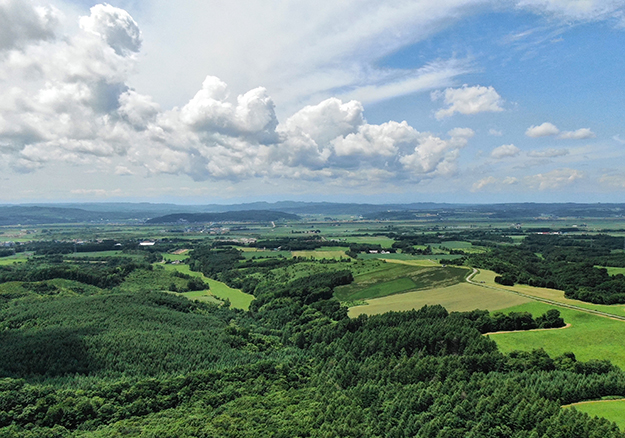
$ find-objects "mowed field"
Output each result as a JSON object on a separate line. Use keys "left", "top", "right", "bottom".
{"left": 488, "top": 301, "right": 625, "bottom": 370}
{"left": 348, "top": 282, "right": 531, "bottom": 317}
{"left": 564, "top": 400, "right": 625, "bottom": 430}
{"left": 335, "top": 261, "right": 469, "bottom": 302}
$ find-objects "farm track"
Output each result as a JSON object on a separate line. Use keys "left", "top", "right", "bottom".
{"left": 467, "top": 269, "right": 625, "bottom": 322}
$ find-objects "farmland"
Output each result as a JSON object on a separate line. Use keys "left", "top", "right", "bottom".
{"left": 2, "top": 204, "right": 625, "bottom": 435}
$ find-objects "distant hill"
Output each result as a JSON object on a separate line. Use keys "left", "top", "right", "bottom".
{"left": 145, "top": 210, "right": 299, "bottom": 224}
{"left": 1, "top": 202, "right": 625, "bottom": 225}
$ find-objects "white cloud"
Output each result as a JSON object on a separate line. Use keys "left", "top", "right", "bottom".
{"left": 525, "top": 122, "right": 560, "bottom": 137}
{"left": 516, "top": 0, "right": 625, "bottom": 22}
{"left": 0, "top": 1, "right": 476, "bottom": 187}
{"left": 489, "top": 129, "right": 503, "bottom": 136}
{"left": 491, "top": 144, "right": 520, "bottom": 159}
{"left": 0, "top": 0, "right": 59, "bottom": 52}
{"left": 471, "top": 176, "right": 498, "bottom": 191}
{"left": 135, "top": 0, "right": 490, "bottom": 114}
{"left": 526, "top": 168, "right": 583, "bottom": 190}
{"left": 432, "top": 84, "right": 504, "bottom": 119}
{"left": 502, "top": 176, "right": 518, "bottom": 184}
{"left": 558, "top": 128, "right": 595, "bottom": 139}
{"left": 79, "top": 4, "right": 142, "bottom": 55}
{"left": 527, "top": 148, "right": 569, "bottom": 158}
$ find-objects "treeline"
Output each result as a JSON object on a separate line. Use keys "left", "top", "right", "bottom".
{"left": 457, "top": 308, "right": 565, "bottom": 332}
{"left": 0, "top": 257, "right": 149, "bottom": 289}
{"left": 468, "top": 242, "right": 625, "bottom": 304}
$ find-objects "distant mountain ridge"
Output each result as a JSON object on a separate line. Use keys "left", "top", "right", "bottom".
{"left": 145, "top": 210, "right": 299, "bottom": 224}
{"left": 0, "top": 202, "right": 624, "bottom": 225}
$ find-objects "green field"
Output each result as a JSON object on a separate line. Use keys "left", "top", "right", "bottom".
{"left": 349, "top": 282, "right": 531, "bottom": 317}
{"left": 336, "top": 261, "right": 469, "bottom": 302}
{"left": 565, "top": 400, "right": 625, "bottom": 430}
{"left": 162, "top": 263, "right": 254, "bottom": 310}
{"left": 489, "top": 301, "right": 625, "bottom": 370}
{"left": 598, "top": 266, "right": 625, "bottom": 276}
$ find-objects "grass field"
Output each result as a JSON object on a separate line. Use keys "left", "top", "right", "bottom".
{"left": 348, "top": 282, "right": 531, "bottom": 317}
{"left": 471, "top": 269, "right": 625, "bottom": 318}
{"left": 489, "top": 301, "right": 625, "bottom": 370}
{"left": 335, "top": 261, "right": 469, "bottom": 302}
{"left": 162, "top": 263, "right": 254, "bottom": 310}
{"left": 564, "top": 399, "right": 625, "bottom": 430}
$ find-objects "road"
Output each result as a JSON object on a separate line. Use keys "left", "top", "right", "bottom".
{"left": 466, "top": 268, "right": 625, "bottom": 322}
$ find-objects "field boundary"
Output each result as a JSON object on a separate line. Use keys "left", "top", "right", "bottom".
{"left": 467, "top": 269, "right": 625, "bottom": 322}
{"left": 483, "top": 323, "right": 572, "bottom": 336}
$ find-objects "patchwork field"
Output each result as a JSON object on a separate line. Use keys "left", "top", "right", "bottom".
{"left": 335, "top": 261, "right": 469, "bottom": 302}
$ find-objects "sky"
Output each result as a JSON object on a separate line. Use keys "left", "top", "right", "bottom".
{"left": 1, "top": 0, "right": 625, "bottom": 205}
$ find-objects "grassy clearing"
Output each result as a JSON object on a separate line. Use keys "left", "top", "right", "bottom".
{"left": 163, "top": 253, "right": 189, "bottom": 262}
{"left": 564, "top": 399, "right": 625, "bottom": 429}
{"left": 162, "top": 263, "right": 254, "bottom": 310}
{"left": 349, "top": 282, "right": 531, "bottom": 317}
{"left": 598, "top": 266, "right": 625, "bottom": 276}
{"left": 489, "top": 301, "right": 625, "bottom": 370}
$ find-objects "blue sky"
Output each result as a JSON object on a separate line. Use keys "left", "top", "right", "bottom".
{"left": 0, "top": 0, "right": 624, "bottom": 204}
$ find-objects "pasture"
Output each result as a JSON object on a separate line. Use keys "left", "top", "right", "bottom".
{"left": 488, "top": 301, "right": 625, "bottom": 370}
{"left": 348, "top": 281, "right": 531, "bottom": 317}
{"left": 565, "top": 399, "right": 625, "bottom": 430}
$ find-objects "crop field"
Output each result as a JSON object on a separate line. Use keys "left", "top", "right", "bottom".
{"left": 335, "top": 261, "right": 469, "bottom": 302}
{"left": 488, "top": 301, "right": 625, "bottom": 370}
{"left": 471, "top": 269, "right": 625, "bottom": 318}
{"left": 564, "top": 399, "right": 625, "bottom": 429}
{"left": 348, "top": 282, "right": 531, "bottom": 317}
{"left": 162, "top": 263, "right": 254, "bottom": 310}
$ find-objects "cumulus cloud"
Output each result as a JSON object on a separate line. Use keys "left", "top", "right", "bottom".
{"left": 527, "top": 148, "right": 569, "bottom": 158}
{"left": 471, "top": 176, "right": 497, "bottom": 191}
{"left": 526, "top": 123, "right": 596, "bottom": 139}
{"left": 491, "top": 144, "right": 520, "bottom": 159}
{"left": 432, "top": 85, "right": 504, "bottom": 119}
{"left": 502, "top": 176, "right": 518, "bottom": 184}
{"left": 0, "top": 4, "right": 476, "bottom": 188}
{"left": 79, "top": 4, "right": 141, "bottom": 55}
{"left": 471, "top": 175, "right": 519, "bottom": 191}
{"left": 525, "top": 122, "right": 560, "bottom": 137}
{"left": 558, "top": 128, "right": 595, "bottom": 139}
{"left": 489, "top": 129, "right": 503, "bottom": 136}
{"left": 0, "top": 0, "right": 58, "bottom": 52}
{"left": 526, "top": 168, "right": 583, "bottom": 190}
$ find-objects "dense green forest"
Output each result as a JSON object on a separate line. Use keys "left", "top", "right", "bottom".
{"left": 1, "top": 230, "right": 625, "bottom": 436}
